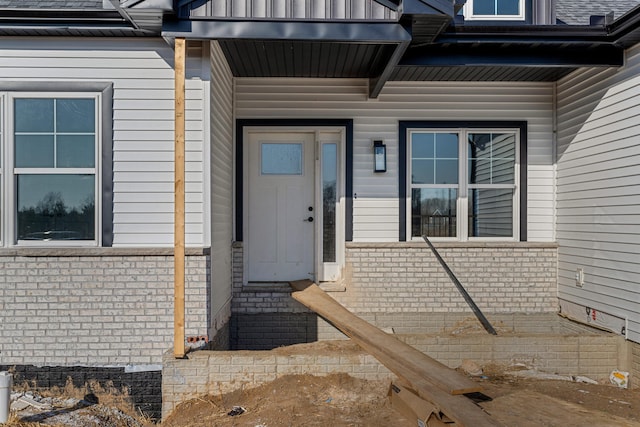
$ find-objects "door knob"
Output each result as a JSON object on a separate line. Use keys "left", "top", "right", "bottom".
{"left": 304, "top": 217, "right": 314, "bottom": 222}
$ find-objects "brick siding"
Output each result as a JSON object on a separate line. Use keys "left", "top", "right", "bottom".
{"left": 0, "top": 248, "right": 210, "bottom": 366}
{"left": 231, "top": 242, "right": 558, "bottom": 316}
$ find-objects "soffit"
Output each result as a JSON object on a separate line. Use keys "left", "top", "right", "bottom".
{"left": 219, "top": 40, "right": 397, "bottom": 78}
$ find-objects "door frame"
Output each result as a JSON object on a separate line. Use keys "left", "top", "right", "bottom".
{"left": 235, "top": 119, "right": 353, "bottom": 285}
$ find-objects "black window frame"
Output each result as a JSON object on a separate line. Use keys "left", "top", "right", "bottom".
{"left": 399, "top": 120, "right": 527, "bottom": 242}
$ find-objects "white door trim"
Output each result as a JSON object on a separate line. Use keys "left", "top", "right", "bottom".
{"left": 242, "top": 126, "right": 346, "bottom": 285}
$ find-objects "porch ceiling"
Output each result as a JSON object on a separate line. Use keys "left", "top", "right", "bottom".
{"left": 219, "top": 40, "right": 397, "bottom": 78}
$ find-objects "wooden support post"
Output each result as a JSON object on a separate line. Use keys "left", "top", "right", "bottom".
{"left": 174, "top": 37, "right": 186, "bottom": 359}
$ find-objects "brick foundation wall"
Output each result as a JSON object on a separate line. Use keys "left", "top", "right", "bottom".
{"left": 162, "top": 329, "right": 621, "bottom": 419}
{"left": 230, "top": 313, "right": 318, "bottom": 349}
{"left": 632, "top": 340, "right": 640, "bottom": 389}
{"left": 0, "top": 248, "right": 210, "bottom": 366}
{"left": 231, "top": 242, "right": 558, "bottom": 315}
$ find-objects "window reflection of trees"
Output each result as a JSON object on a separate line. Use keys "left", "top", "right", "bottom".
{"left": 322, "top": 181, "right": 336, "bottom": 262}
{"left": 18, "top": 191, "right": 94, "bottom": 240}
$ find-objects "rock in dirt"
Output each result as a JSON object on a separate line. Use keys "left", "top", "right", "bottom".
{"left": 460, "top": 359, "right": 483, "bottom": 377}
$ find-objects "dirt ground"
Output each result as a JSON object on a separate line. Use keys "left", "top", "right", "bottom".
{"left": 162, "top": 367, "right": 640, "bottom": 427}
{"left": 7, "top": 339, "right": 640, "bottom": 427}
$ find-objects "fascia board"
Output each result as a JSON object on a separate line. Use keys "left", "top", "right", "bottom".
{"left": 163, "top": 19, "right": 412, "bottom": 43}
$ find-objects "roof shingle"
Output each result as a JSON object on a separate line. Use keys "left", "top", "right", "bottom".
{"left": 0, "top": 0, "right": 103, "bottom": 8}
{"left": 556, "top": 0, "right": 640, "bottom": 24}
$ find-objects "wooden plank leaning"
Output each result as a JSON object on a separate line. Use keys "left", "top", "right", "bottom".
{"left": 290, "top": 280, "right": 503, "bottom": 427}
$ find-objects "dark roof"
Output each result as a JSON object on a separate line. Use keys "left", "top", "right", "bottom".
{"left": 0, "top": 0, "right": 103, "bottom": 8}
{"left": 556, "top": 0, "right": 640, "bottom": 24}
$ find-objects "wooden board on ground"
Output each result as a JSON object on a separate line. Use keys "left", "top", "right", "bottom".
{"left": 389, "top": 382, "right": 450, "bottom": 427}
{"left": 481, "top": 390, "right": 638, "bottom": 427}
{"left": 290, "top": 280, "right": 502, "bottom": 427}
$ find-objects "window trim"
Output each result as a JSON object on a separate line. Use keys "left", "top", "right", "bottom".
{"left": 0, "top": 82, "right": 113, "bottom": 247}
{"left": 399, "top": 121, "right": 527, "bottom": 242}
{"left": 463, "top": 0, "right": 525, "bottom": 21}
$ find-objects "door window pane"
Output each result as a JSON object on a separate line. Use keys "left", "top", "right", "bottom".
{"left": 322, "top": 144, "right": 337, "bottom": 263}
{"left": 17, "top": 174, "right": 95, "bottom": 241}
{"left": 412, "top": 188, "right": 457, "bottom": 238}
{"left": 261, "top": 143, "right": 303, "bottom": 175}
{"left": 468, "top": 189, "right": 513, "bottom": 237}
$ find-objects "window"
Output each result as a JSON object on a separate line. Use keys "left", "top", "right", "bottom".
{"left": 0, "top": 84, "right": 112, "bottom": 247}
{"left": 463, "top": 0, "right": 525, "bottom": 20}
{"left": 402, "top": 122, "right": 525, "bottom": 241}
{"left": 14, "top": 97, "right": 97, "bottom": 243}
{"left": 322, "top": 143, "right": 337, "bottom": 263}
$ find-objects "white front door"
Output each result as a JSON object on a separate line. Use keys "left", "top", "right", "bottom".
{"left": 247, "top": 132, "right": 316, "bottom": 282}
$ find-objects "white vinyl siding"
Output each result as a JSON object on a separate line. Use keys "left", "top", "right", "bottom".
{"left": 235, "top": 78, "right": 555, "bottom": 242}
{"left": 0, "top": 38, "right": 208, "bottom": 247}
{"left": 556, "top": 44, "right": 640, "bottom": 344}
{"left": 210, "top": 41, "right": 234, "bottom": 323}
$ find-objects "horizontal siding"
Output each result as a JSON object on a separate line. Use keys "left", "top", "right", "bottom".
{"left": 210, "top": 41, "right": 234, "bottom": 324}
{"left": 556, "top": 44, "right": 640, "bottom": 343}
{"left": 235, "top": 78, "right": 555, "bottom": 242}
{"left": 0, "top": 38, "right": 208, "bottom": 247}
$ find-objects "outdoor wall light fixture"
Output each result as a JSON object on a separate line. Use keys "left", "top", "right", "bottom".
{"left": 373, "top": 140, "right": 387, "bottom": 173}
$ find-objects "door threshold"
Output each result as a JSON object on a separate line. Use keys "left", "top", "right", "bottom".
{"left": 318, "top": 282, "right": 347, "bottom": 292}
{"left": 243, "top": 282, "right": 293, "bottom": 293}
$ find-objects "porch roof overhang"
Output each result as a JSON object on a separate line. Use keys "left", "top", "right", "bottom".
{"left": 162, "top": 13, "right": 639, "bottom": 96}
{"left": 163, "top": 18, "right": 419, "bottom": 97}
{"left": 394, "top": 25, "right": 625, "bottom": 82}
